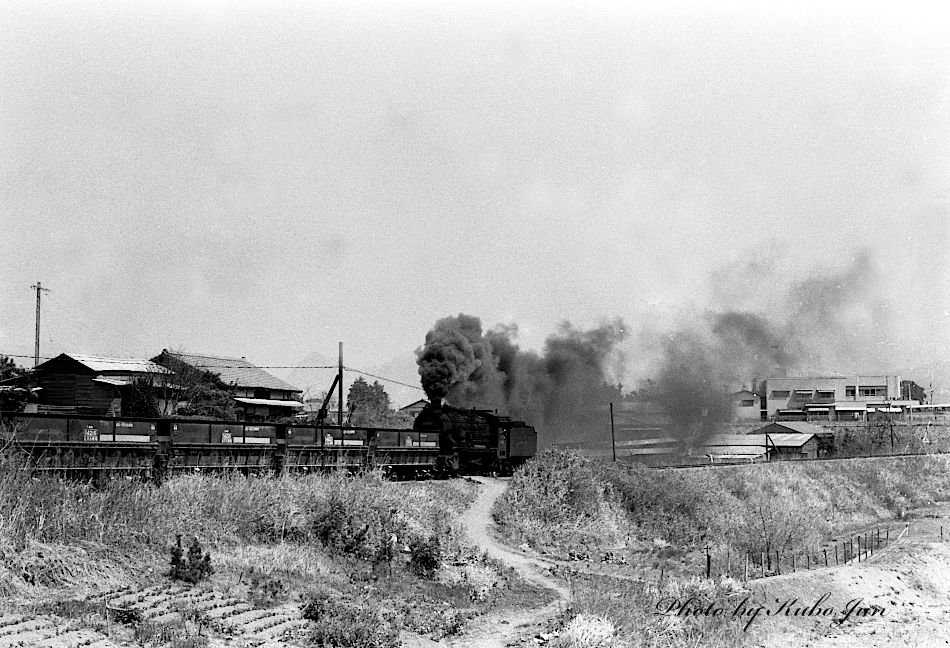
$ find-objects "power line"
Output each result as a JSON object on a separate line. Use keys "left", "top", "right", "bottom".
{"left": 0, "top": 351, "right": 511, "bottom": 410}
{"left": 344, "top": 366, "right": 425, "bottom": 392}
{"left": 0, "top": 354, "right": 338, "bottom": 370}
{"left": 344, "top": 365, "right": 511, "bottom": 410}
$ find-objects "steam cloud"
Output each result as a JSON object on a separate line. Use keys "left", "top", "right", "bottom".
{"left": 417, "top": 314, "right": 626, "bottom": 444}
{"left": 640, "top": 250, "right": 893, "bottom": 445}
{"left": 417, "top": 251, "right": 897, "bottom": 448}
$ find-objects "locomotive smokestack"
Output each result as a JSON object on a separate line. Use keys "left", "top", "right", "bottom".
{"left": 430, "top": 397, "right": 442, "bottom": 409}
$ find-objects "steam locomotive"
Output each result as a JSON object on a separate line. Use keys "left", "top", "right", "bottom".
{"left": 413, "top": 399, "right": 537, "bottom": 475}
{"left": 1, "top": 403, "right": 537, "bottom": 479}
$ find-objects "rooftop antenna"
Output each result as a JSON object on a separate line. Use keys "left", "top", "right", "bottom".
{"left": 30, "top": 281, "right": 50, "bottom": 367}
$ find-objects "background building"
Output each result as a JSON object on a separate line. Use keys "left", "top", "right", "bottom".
{"left": 153, "top": 350, "right": 304, "bottom": 421}
{"left": 759, "top": 375, "right": 912, "bottom": 421}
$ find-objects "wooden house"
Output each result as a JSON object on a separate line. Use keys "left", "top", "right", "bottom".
{"left": 28, "top": 353, "right": 173, "bottom": 416}
{"left": 152, "top": 350, "right": 304, "bottom": 421}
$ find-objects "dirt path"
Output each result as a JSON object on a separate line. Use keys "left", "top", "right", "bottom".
{"left": 443, "top": 477, "right": 571, "bottom": 648}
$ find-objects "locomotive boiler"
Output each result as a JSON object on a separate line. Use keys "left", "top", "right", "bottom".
{"left": 412, "top": 399, "right": 537, "bottom": 475}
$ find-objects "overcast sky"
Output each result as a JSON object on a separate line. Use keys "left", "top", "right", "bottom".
{"left": 2, "top": 0, "right": 948, "bottom": 398}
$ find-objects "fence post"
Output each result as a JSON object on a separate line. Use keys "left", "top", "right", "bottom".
{"left": 886, "top": 528, "right": 889, "bottom": 545}
{"left": 761, "top": 553, "right": 766, "bottom": 577}
{"left": 857, "top": 536, "right": 861, "bottom": 562}
{"left": 776, "top": 551, "right": 781, "bottom": 575}
{"left": 807, "top": 553, "right": 810, "bottom": 570}
{"left": 834, "top": 544, "right": 838, "bottom": 565}
{"left": 792, "top": 554, "right": 795, "bottom": 571}
{"left": 824, "top": 548, "right": 828, "bottom": 567}
{"left": 744, "top": 552, "right": 749, "bottom": 581}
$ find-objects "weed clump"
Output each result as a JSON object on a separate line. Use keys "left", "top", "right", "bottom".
{"left": 248, "top": 570, "right": 290, "bottom": 607}
{"left": 408, "top": 534, "right": 441, "bottom": 578}
{"left": 301, "top": 587, "right": 400, "bottom": 648}
{"left": 169, "top": 535, "right": 213, "bottom": 584}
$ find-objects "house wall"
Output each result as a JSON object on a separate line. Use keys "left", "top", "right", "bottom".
{"left": 36, "top": 373, "right": 116, "bottom": 414}
{"left": 732, "top": 392, "right": 762, "bottom": 421}
{"left": 772, "top": 438, "right": 818, "bottom": 460}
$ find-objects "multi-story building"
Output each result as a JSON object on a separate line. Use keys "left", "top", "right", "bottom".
{"left": 760, "top": 375, "right": 913, "bottom": 421}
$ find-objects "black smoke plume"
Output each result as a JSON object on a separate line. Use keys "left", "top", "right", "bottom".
{"left": 417, "top": 314, "right": 626, "bottom": 444}
{"left": 640, "top": 250, "right": 892, "bottom": 445}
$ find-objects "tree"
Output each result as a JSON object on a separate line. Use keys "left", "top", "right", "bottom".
{"left": 0, "top": 356, "right": 34, "bottom": 413}
{"left": 901, "top": 379, "right": 927, "bottom": 404}
{"left": 0, "top": 356, "right": 24, "bottom": 381}
{"left": 149, "top": 351, "right": 238, "bottom": 419}
{"left": 347, "top": 377, "right": 392, "bottom": 426}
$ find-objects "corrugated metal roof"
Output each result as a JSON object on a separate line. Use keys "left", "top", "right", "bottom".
{"left": 705, "top": 434, "right": 767, "bottom": 447}
{"left": 760, "top": 421, "right": 827, "bottom": 436}
{"left": 704, "top": 446, "right": 767, "bottom": 457}
{"left": 92, "top": 376, "right": 130, "bottom": 387}
{"left": 64, "top": 354, "right": 173, "bottom": 374}
{"left": 705, "top": 433, "right": 814, "bottom": 448}
{"left": 626, "top": 447, "right": 676, "bottom": 455}
{"left": 763, "top": 433, "right": 816, "bottom": 447}
{"left": 833, "top": 402, "right": 868, "bottom": 411}
{"left": 162, "top": 352, "right": 300, "bottom": 392}
{"left": 617, "top": 437, "right": 678, "bottom": 447}
{"left": 234, "top": 397, "right": 305, "bottom": 408}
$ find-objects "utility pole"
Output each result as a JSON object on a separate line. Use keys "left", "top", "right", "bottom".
{"left": 338, "top": 341, "right": 343, "bottom": 427}
{"left": 609, "top": 402, "right": 617, "bottom": 461}
{"left": 30, "top": 282, "right": 50, "bottom": 367}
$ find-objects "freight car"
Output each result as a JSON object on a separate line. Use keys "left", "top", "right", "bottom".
{"left": 1, "top": 407, "right": 536, "bottom": 479}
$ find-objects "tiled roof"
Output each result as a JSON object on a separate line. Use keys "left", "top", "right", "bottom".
{"left": 60, "top": 354, "right": 173, "bottom": 375}
{"left": 160, "top": 351, "right": 300, "bottom": 392}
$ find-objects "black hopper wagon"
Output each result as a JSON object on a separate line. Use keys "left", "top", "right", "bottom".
{"left": 2, "top": 406, "right": 536, "bottom": 479}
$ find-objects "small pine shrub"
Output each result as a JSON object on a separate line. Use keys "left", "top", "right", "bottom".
{"left": 408, "top": 534, "right": 441, "bottom": 578}
{"left": 169, "top": 535, "right": 213, "bottom": 584}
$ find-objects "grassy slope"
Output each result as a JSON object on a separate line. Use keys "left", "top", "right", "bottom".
{"left": 494, "top": 449, "right": 950, "bottom": 648}
{"left": 0, "top": 454, "right": 545, "bottom": 646}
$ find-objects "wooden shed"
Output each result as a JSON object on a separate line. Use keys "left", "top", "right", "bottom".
{"left": 30, "top": 353, "right": 172, "bottom": 416}
{"left": 755, "top": 421, "right": 834, "bottom": 457}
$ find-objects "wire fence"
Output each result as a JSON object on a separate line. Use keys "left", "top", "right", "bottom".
{"left": 700, "top": 520, "right": 950, "bottom": 581}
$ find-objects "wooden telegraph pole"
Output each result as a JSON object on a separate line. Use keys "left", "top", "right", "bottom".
{"left": 30, "top": 281, "right": 50, "bottom": 367}
{"left": 338, "top": 341, "right": 344, "bottom": 427}
{"left": 610, "top": 402, "right": 616, "bottom": 461}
